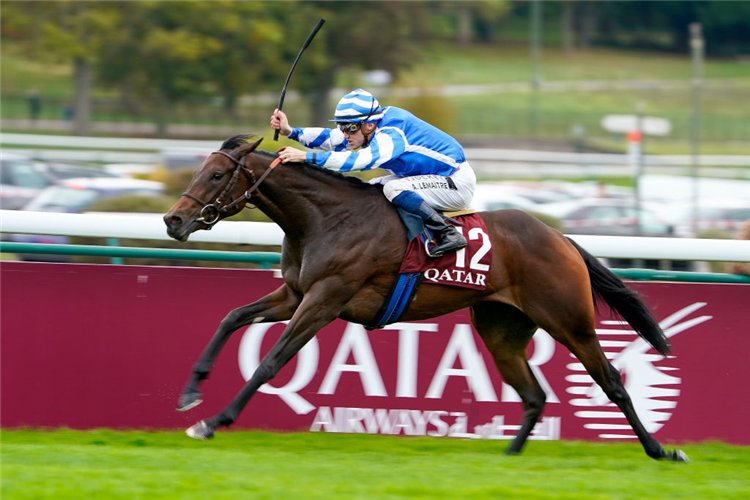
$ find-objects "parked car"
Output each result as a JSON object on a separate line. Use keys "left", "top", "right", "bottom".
{"left": 9, "top": 177, "right": 165, "bottom": 261}
{"left": 21, "top": 177, "right": 163, "bottom": 213}
{"left": 0, "top": 152, "right": 53, "bottom": 209}
{"left": 1, "top": 152, "right": 121, "bottom": 210}
{"left": 103, "top": 163, "right": 158, "bottom": 177}
{"left": 36, "top": 162, "right": 121, "bottom": 182}
{"left": 534, "top": 198, "right": 674, "bottom": 237}
{"left": 557, "top": 180, "right": 634, "bottom": 200}
{"left": 656, "top": 198, "right": 750, "bottom": 238}
{"left": 534, "top": 197, "right": 687, "bottom": 270}
{"left": 472, "top": 183, "right": 541, "bottom": 212}
{"left": 475, "top": 181, "right": 575, "bottom": 206}
{"left": 640, "top": 174, "right": 750, "bottom": 204}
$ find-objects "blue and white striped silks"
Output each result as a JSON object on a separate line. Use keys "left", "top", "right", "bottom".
{"left": 288, "top": 106, "right": 467, "bottom": 177}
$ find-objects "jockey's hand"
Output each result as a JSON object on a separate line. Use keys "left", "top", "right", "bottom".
{"left": 277, "top": 147, "right": 307, "bottom": 164}
{"left": 270, "top": 109, "right": 292, "bottom": 137}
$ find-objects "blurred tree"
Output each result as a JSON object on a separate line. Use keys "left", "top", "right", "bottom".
{"left": 94, "top": 1, "right": 288, "bottom": 136}
{"left": 466, "top": 1, "right": 512, "bottom": 43}
{"left": 403, "top": 2, "right": 432, "bottom": 42}
{"left": 405, "top": 2, "right": 511, "bottom": 45}
{"left": 578, "top": 0, "right": 599, "bottom": 50}
{"left": 561, "top": 1, "right": 575, "bottom": 54}
{"left": 2, "top": 1, "right": 518, "bottom": 134}
{"left": 67, "top": 1, "right": 428, "bottom": 133}
{"left": 2, "top": 1, "right": 290, "bottom": 137}
{"left": 658, "top": 1, "right": 750, "bottom": 56}
{"left": 286, "top": 1, "right": 419, "bottom": 126}
{"left": 4, "top": 1, "right": 123, "bottom": 135}
{"left": 573, "top": 1, "right": 750, "bottom": 55}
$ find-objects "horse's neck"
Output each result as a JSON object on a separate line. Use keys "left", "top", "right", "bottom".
{"left": 255, "top": 163, "right": 377, "bottom": 239}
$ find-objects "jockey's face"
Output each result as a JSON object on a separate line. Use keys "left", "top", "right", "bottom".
{"left": 344, "top": 122, "right": 376, "bottom": 149}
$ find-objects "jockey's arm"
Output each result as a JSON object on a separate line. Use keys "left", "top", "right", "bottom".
{"left": 305, "top": 128, "right": 406, "bottom": 173}
{"left": 276, "top": 127, "right": 350, "bottom": 165}
{"left": 288, "top": 127, "right": 347, "bottom": 152}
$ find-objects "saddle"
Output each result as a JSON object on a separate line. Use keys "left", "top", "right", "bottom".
{"left": 366, "top": 208, "right": 492, "bottom": 330}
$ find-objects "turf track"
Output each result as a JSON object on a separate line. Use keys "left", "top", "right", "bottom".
{"left": 2, "top": 429, "right": 748, "bottom": 499}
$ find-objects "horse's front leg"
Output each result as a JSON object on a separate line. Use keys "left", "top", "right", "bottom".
{"left": 186, "top": 280, "right": 349, "bottom": 439}
{"left": 177, "top": 284, "right": 301, "bottom": 412}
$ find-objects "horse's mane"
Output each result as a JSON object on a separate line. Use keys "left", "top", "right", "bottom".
{"left": 221, "top": 134, "right": 258, "bottom": 150}
{"left": 221, "top": 134, "right": 381, "bottom": 192}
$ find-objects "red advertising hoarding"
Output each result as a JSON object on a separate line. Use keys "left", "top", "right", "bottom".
{"left": 1, "top": 262, "right": 748, "bottom": 445}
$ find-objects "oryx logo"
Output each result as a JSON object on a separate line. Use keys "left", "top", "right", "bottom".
{"left": 567, "top": 303, "right": 712, "bottom": 439}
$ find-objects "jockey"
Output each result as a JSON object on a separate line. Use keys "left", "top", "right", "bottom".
{"left": 271, "top": 88, "right": 475, "bottom": 258}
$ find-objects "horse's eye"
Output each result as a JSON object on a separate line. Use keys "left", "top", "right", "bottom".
{"left": 212, "top": 172, "right": 223, "bottom": 180}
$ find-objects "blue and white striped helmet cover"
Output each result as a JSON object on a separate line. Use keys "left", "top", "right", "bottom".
{"left": 331, "top": 88, "right": 384, "bottom": 123}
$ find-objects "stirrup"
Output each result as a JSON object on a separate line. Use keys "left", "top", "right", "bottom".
{"left": 425, "top": 234, "right": 467, "bottom": 258}
{"left": 425, "top": 237, "right": 441, "bottom": 258}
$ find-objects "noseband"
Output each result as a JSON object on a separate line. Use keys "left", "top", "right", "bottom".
{"left": 181, "top": 151, "right": 281, "bottom": 229}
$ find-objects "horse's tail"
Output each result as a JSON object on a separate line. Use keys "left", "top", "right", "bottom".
{"left": 567, "top": 237, "right": 671, "bottom": 356}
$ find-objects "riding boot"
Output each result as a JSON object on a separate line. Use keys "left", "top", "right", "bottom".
{"left": 417, "top": 202, "right": 467, "bottom": 258}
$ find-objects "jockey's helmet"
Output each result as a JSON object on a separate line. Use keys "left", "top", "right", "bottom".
{"left": 331, "top": 89, "right": 384, "bottom": 124}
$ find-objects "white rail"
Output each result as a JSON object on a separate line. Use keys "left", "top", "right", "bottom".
{"left": 2, "top": 210, "right": 748, "bottom": 262}
{"left": 0, "top": 210, "right": 283, "bottom": 246}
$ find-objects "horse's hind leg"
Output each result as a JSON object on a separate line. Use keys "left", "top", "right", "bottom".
{"left": 177, "top": 284, "right": 301, "bottom": 412}
{"left": 553, "top": 330, "right": 688, "bottom": 462}
{"left": 471, "top": 303, "right": 545, "bottom": 455}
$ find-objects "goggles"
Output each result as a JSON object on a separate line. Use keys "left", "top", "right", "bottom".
{"left": 337, "top": 122, "right": 362, "bottom": 134}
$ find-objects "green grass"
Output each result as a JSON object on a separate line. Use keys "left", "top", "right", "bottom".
{"left": 439, "top": 84, "right": 750, "bottom": 142}
{"left": 399, "top": 42, "right": 750, "bottom": 86}
{"left": 373, "top": 43, "right": 750, "bottom": 151}
{"left": 2, "top": 429, "right": 749, "bottom": 499}
{"left": 1, "top": 51, "right": 72, "bottom": 99}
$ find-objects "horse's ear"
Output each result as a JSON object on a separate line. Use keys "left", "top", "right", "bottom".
{"left": 233, "top": 137, "right": 264, "bottom": 159}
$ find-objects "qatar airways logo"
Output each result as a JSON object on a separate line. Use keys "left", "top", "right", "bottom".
{"left": 237, "top": 303, "right": 711, "bottom": 439}
{"left": 569, "top": 302, "right": 711, "bottom": 439}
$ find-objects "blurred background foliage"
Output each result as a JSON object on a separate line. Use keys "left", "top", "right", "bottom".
{"left": 1, "top": 0, "right": 749, "bottom": 152}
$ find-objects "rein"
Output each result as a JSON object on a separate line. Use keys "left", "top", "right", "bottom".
{"left": 181, "top": 151, "right": 281, "bottom": 229}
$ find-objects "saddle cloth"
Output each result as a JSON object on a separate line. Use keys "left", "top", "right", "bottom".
{"left": 399, "top": 213, "right": 492, "bottom": 291}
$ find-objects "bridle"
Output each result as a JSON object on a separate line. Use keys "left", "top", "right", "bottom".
{"left": 180, "top": 150, "right": 281, "bottom": 229}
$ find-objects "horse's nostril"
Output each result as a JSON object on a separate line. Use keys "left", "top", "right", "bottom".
{"left": 165, "top": 215, "right": 183, "bottom": 228}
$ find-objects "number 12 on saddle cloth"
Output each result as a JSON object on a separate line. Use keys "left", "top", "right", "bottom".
{"left": 400, "top": 213, "right": 492, "bottom": 290}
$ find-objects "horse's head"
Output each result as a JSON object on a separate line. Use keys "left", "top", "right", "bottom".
{"left": 164, "top": 135, "right": 266, "bottom": 241}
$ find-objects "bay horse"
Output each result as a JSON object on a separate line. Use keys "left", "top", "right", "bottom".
{"left": 164, "top": 134, "right": 687, "bottom": 462}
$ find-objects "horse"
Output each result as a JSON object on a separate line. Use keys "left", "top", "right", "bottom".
{"left": 163, "top": 134, "right": 687, "bottom": 462}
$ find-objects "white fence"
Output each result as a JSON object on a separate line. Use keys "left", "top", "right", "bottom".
{"left": 2, "top": 210, "right": 748, "bottom": 262}
{"left": 0, "top": 210, "right": 283, "bottom": 246}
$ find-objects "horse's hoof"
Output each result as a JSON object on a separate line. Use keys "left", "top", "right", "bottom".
{"left": 186, "top": 420, "right": 214, "bottom": 440}
{"left": 665, "top": 449, "right": 689, "bottom": 462}
{"left": 176, "top": 390, "right": 203, "bottom": 412}
{"left": 504, "top": 447, "right": 521, "bottom": 456}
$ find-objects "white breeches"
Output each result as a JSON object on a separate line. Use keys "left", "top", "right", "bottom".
{"left": 375, "top": 162, "right": 476, "bottom": 211}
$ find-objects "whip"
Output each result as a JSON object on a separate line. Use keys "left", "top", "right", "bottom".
{"left": 274, "top": 18, "right": 326, "bottom": 141}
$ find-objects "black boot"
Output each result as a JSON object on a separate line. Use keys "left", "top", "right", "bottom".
{"left": 418, "top": 202, "right": 467, "bottom": 258}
